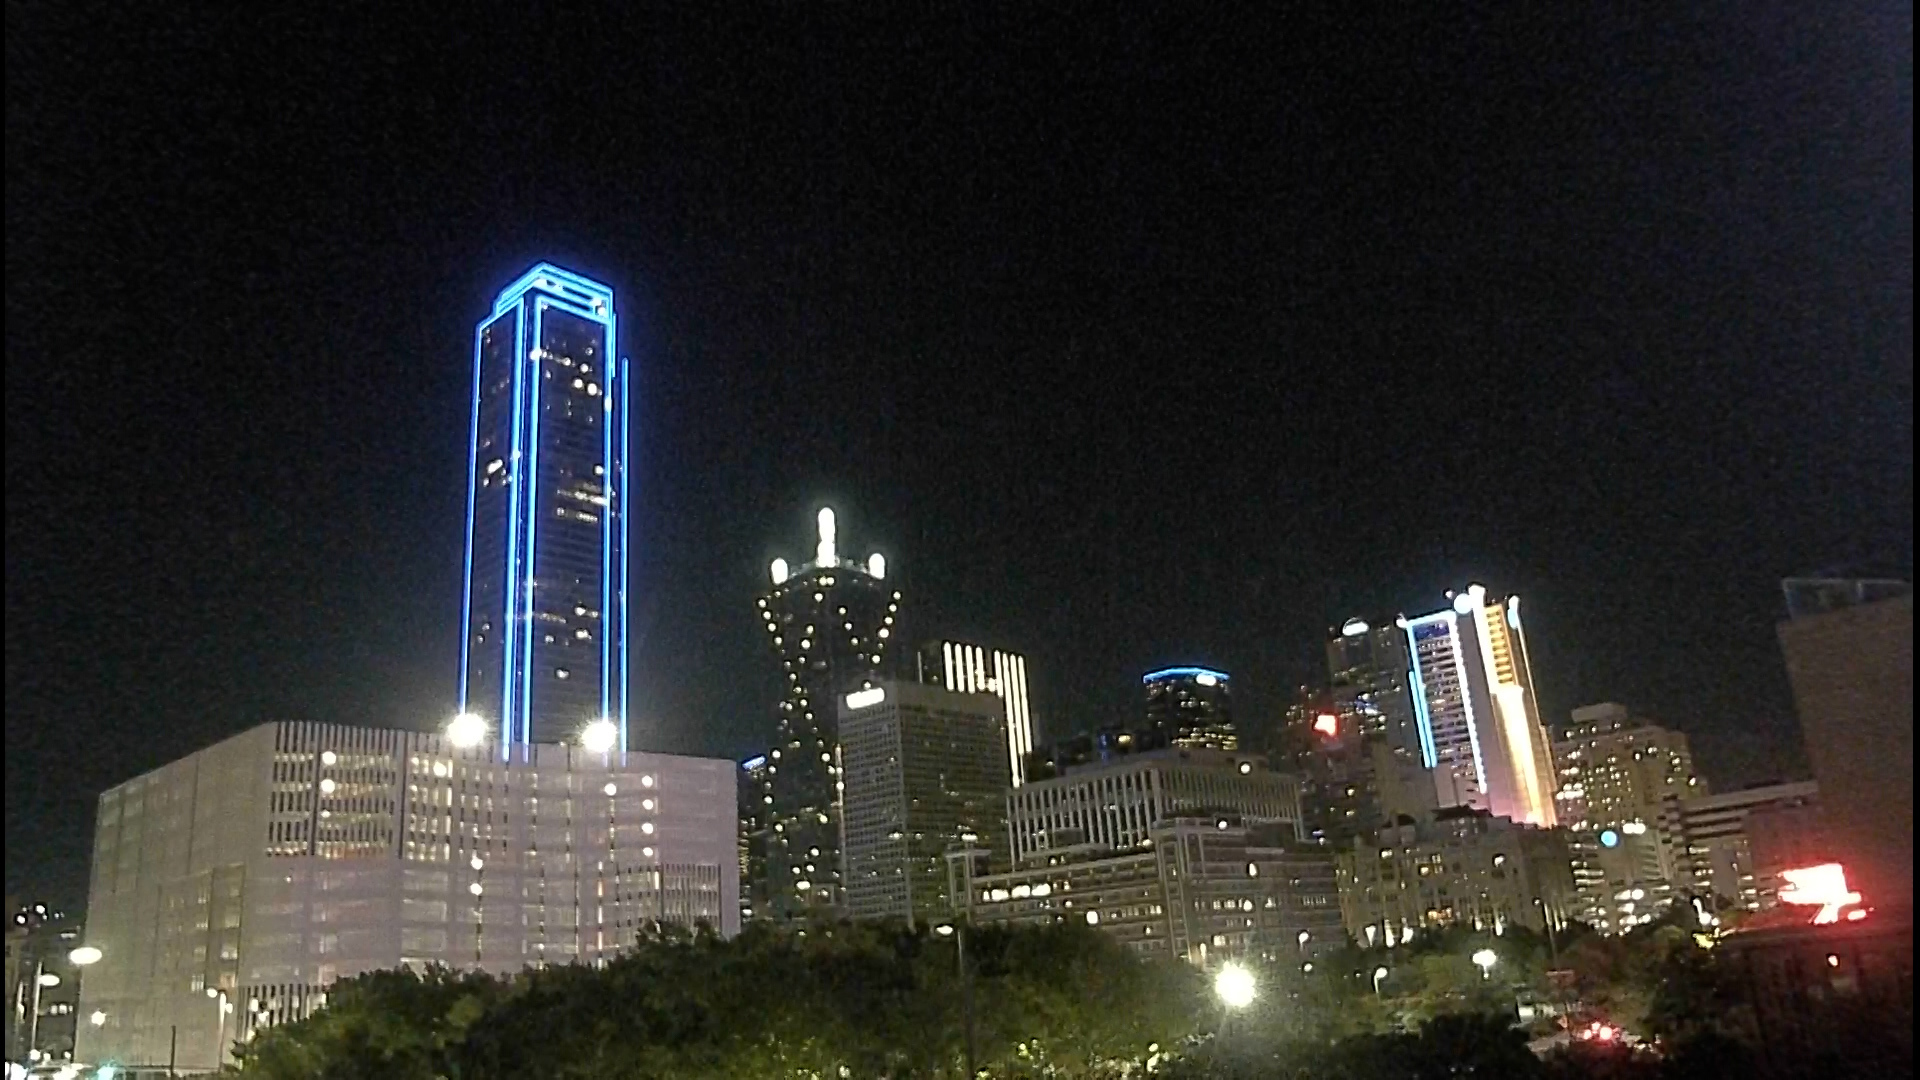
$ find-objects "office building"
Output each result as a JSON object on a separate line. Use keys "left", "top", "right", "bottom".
{"left": 1551, "top": 703, "right": 1705, "bottom": 930}
{"left": 737, "top": 753, "right": 773, "bottom": 923}
{"left": 1276, "top": 686, "right": 1436, "bottom": 848}
{"left": 1006, "top": 747, "right": 1301, "bottom": 865}
{"left": 6, "top": 903, "right": 84, "bottom": 1068}
{"left": 956, "top": 815, "right": 1342, "bottom": 969}
{"left": 1677, "top": 780, "right": 1823, "bottom": 914}
{"left": 1143, "top": 667, "right": 1237, "bottom": 751}
{"left": 459, "top": 264, "right": 631, "bottom": 752}
{"left": 1777, "top": 579, "right": 1913, "bottom": 911}
{"left": 917, "top": 640, "right": 1036, "bottom": 787}
{"left": 1399, "top": 585, "right": 1558, "bottom": 827}
{"left": 753, "top": 507, "right": 899, "bottom": 918}
{"left": 1335, "top": 807, "right": 1576, "bottom": 946}
{"left": 74, "top": 723, "right": 736, "bottom": 1072}
{"left": 839, "top": 682, "right": 1009, "bottom": 923}
{"left": 1327, "top": 617, "right": 1423, "bottom": 760}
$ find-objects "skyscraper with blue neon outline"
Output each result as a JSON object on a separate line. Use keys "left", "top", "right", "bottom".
{"left": 460, "top": 264, "right": 629, "bottom": 754}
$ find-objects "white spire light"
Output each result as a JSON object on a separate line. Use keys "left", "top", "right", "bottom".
{"left": 816, "top": 507, "right": 837, "bottom": 567}
{"left": 770, "top": 558, "right": 790, "bottom": 585}
{"left": 867, "top": 552, "right": 886, "bottom": 580}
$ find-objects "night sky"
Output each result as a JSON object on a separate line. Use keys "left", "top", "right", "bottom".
{"left": 6, "top": 6, "right": 1911, "bottom": 907}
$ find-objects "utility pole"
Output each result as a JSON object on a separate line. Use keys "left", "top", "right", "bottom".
{"left": 168, "top": 1023, "right": 178, "bottom": 1077}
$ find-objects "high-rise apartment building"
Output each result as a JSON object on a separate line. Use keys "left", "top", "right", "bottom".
{"left": 1143, "top": 667, "right": 1237, "bottom": 751}
{"left": 459, "top": 264, "right": 630, "bottom": 752}
{"left": 916, "top": 640, "right": 1035, "bottom": 788}
{"left": 1399, "top": 585, "right": 1558, "bottom": 827}
{"left": 753, "top": 508, "right": 899, "bottom": 918}
{"left": 1777, "top": 579, "right": 1913, "bottom": 911}
{"left": 1552, "top": 703, "right": 1705, "bottom": 930}
{"left": 1327, "top": 617, "right": 1423, "bottom": 760}
{"left": 1553, "top": 704, "right": 1703, "bottom": 829}
{"left": 74, "top": 723, "right": 736, "bottom": 1072}
{"left": 839, "top": 682, "right": 1009, "bottom": 923}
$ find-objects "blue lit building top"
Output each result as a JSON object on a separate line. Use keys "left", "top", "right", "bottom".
{"left": 1142, "top": 666, "right": 1230, "bottom": 684}
{"left": 1142, "top": 666, "right": 1236, "bottom": 751}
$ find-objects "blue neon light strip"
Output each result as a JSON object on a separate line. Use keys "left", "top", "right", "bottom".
{"left": 500, "top": 308, "right": 528, "bottom": 754}
{"left": 1403, "top": 648, "right": 1439, "bottom": 769}
{"left": 457, "top": 313, "right": 485, "bottom": 715}
{"left": 1141, "top": 666, "right": 1230, "bottom": 683}
{"left": 520, "top": 301, "right": 547, "bottom": 750}
{"left": 617, "top": 351, "right": 630, "bottom": 753}
{"left": 600, "top": 310, "right": 615, "bottom": 741}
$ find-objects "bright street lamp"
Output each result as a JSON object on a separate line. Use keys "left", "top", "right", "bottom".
{"left": 1214, "top": 962, "right": 1256, "bottom": 1010}
{"left": 68, "top": 945, "right": 103, "bottom": 966}
{"left": 1472, "top": 949, "right": 1499, "bottom": 980}
{"left": 1373, "top": 966, "right": 1390, "bottom": 995}
{"left": 89, "top": 1010, "right": 107, "bottom": 1027}
{"left": 446, "top": 711, "right": 487, "bottom": 748}
{"left": 581, "top": 718, "right": 619, "bottom": 754}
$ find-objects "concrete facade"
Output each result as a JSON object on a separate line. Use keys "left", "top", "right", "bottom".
{"left": 74, "top": 723, "right": 736, "bottom": 1073}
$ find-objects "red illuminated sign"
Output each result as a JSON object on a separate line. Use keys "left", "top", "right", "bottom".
{"left": 1777, "top": 863, "right": 1864, "bottom": 925}
{"left": 1312, "top": 714, "right": 1339, "bottom": 738}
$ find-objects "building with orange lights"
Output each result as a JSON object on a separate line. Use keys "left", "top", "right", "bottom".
{"left": 1398, "top": 585, "right": 1558, "bottom": 827}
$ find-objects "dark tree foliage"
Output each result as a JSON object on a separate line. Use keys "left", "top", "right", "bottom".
{"left": 226, "top": 916, "right": 1906, "bottom": 1079}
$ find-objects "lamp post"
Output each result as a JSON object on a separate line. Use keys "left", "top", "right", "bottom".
{"left": 935, "top": 923, "right": 976, "bottom": 1078}
{"left": 1213, "top": 962, "right": 1256, "bottom": 1042}
{"left": 1472, "top": 949, "right": 1498, "bottom": 981}
{"left": 67, "top": 946, "right": 102, "bottom": 1064}
{"left": 1373, "top": 966, "right": 1390, "bottom": 996}
{"left": 26, "top": 965, "right": 59, "bottom": 1064}
{"left": 206, "top": 988, "right": 233, "bottom": 1069}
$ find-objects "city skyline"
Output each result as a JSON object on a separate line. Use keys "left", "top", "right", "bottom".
{"left": 7, "top": 6, "right": 1909, "bottom": 911}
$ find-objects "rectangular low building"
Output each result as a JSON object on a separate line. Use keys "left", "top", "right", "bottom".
{"left": 955, "top": 815, "right": 1342, "bottom": 968}
{"left": 75, "top": 722, "right": 737, "bottom": 1073}
{"left": 1005, "top": 747, "right": 1301, "bottom": 865}
{"left": 1677, "top": 780, "right": 1821, "bottom": 914}
{"left": 1336, "top": 807, "right": 1576, "bottom": 946}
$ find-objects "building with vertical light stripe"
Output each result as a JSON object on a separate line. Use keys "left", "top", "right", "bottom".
{"left": 1399, "top": 585, "right": 1558, "bottom": 827}
{"left": 916, "top": 640, "right": 1035, "bottom": 787}
{"left": 460, "top": 264, "right": 629, "bottom": 754}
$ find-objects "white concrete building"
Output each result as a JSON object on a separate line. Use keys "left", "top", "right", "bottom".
{"left": 74, "top": 722, "right": 736, "bottom": 1073}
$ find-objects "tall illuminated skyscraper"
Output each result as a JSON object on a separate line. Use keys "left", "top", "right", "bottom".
{"left": 754, "top": 508, "right": 898, "bottom": 918}
{"left": 1398, "top": 585, "right": 1557, "bottom": 827}
{"left": 917, "top": 640, "right": 1035, "bottom": 787}
{"left": 459, "top": 264, "right": 629, "bottom": 754}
